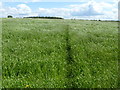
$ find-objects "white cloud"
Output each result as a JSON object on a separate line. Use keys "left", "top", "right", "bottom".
{"left": 69, "top": 1, "right": 115, "bottom": 16}
{"left": 68, "top": 1, "right": 118, "bottom": 20}
{"left": 1, "top": 1, "right": 118, "bottom": 20}
{"left": 1, "top": 4, "right": 32, "bottom": 17}
{"left": 37, "top": 1, "right": 118, "bottom": 20}
{"left": 17, "top": 4, "right": 31, "bottom": 15}
{"left": 0, "top": 2, "right": 6, "bottom": 17}
{"left": 70, "top": 1, "right": 103, "bottom": 16}
{"left": 38, "top": 8, "right": 71, "bottom": 18}
{"left": 8, "top": 7, "right": 18, "bottom": 14}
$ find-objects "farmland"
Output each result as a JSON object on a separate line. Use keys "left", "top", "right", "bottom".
{"left": 2, "top": 18, "right": 118, "bottom": 88}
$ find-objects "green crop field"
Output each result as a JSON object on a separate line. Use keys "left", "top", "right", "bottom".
{"left": 2, "top": 18, "right": 118, "bottom": 88}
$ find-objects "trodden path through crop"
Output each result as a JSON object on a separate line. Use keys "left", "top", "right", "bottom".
{"left": 65, "top": 25, "right": 78, "bottom": 88}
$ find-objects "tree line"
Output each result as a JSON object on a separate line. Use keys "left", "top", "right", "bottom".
{"left": 24, "top": 16, "right": 64, "bottom": 19}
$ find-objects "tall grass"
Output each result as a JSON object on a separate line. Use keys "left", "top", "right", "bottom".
{"left": 68, "top": 20, "right": 118, "bottom": 88}
{"left": 0, "top": 18, "right": 2, "bottom": 89}
{"left": 2, "top": 18, "right": 118, "bottom": 88}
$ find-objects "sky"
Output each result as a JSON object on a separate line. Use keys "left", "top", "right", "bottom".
{"left": 0, "top": 0, "right": 119, "bottom": 20}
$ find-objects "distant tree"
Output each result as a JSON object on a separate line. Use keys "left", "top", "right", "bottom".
{"left": 8, "top": 15, "right": 13, "bottom": 18}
